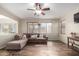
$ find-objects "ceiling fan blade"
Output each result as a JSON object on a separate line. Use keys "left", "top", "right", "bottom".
{"left": 41, "top": 12, "right": 45, "bottom": 15}
{"left": 27, "top": 9, "right": 35, "bottom": 11}
{"left": 42, "top": 8, "right": 50, "bottom": 11}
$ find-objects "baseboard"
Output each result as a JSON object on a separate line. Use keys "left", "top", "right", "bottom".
{"left": 48, "top": 40, "right": 59, "bottom": 41}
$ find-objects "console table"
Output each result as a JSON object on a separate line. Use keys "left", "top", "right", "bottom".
{"left": 67, "top": 36, "right": 79, "bottom": 48}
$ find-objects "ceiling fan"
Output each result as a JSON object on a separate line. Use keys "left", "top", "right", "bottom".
{"left": 27, "top": 3, "right": 50, "bottom": 16}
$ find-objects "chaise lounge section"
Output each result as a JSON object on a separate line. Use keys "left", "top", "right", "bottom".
{"left": 6, "top": 34, "right": 28, "bottom": 50}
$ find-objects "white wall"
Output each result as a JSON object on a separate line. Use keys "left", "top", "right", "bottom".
{"left": 0, "top": 16, "right": 18, "bottom": 49}
{"left": 47, "top": 21, "right": 59, "bottom": 40}
{"left": 59, "top": 8, "right": 79, "bottom": 44}
{"left": 0, "top": 6, "right": 21, "bottom": 33}
{"left": 0, "top": 34, "right": 15, "bottom": 49}
{"left": 20, "top": 19, "right": 59, "bottom": 40}
{"left": 0, "top": 7, "right": 20, "bottom": 49}
{"left": 19, "top": 20, "right": 27, "bottom": 33}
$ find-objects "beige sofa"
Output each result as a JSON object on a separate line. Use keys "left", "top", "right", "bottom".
{"left": 6, "top": 34, "right": 28, "bottom": 50}
{"left": 6, "top": 33, "right": 48, "bottom": 50}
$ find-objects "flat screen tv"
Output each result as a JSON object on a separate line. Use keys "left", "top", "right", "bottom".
{"left": 74, "top": 12, "right": 79, "bottom": 23}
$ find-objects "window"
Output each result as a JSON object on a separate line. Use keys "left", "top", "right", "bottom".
{"left": 0, "top": 23, "right": 17, "bottom": 33}
{"left": 0, "top": 15, "right": 18, "bottom": 34}
{"left": 27, "top": 23, "right": 39, "bottom": 33}
{"left": 33, "top": 23, "right": 39, "bottom": 33}
{"left": 2, "top": 24, "right": 10, "bottom": 33}
{"left": 47, "top": 23, "right": 52, "bottom": 33}
{"left": 40, "top": 23, "right": 47, "bottom": 33}
{"left": 27, "top": 22, "right": 52, "bottom": 34}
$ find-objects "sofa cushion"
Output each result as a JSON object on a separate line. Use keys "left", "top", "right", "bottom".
{"left": 14, "top": 35, "right": 21, "bottom": 40}
{"left": 22, "top": 35, "right": 27, "bottom": 40}
{"left": 25, "top": 33, "right": 31, "bottom": 38}
{"left": 6, "top": 39, "right": 27, "bottom": 49}
{"left": 31, "top": 35, "right": 37, "bottom": 38}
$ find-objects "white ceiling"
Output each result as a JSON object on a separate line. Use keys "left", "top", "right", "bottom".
{"left": 0, "top": 3, "right": 79, "bottom": 20}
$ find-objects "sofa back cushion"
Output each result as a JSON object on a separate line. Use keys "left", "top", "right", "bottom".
{"left": 14, "top": 35, "right": 21, "bottom": 40}
{"left": 22, "top": 35, "right": 27, "bottom": 40}
{"left": 26, "top": 33, "right": 31, "bottom": 38}
{"left": 23, "top": 33, "right": 40, "bottom": 38}
{"left": 31, "top": 35, "right": 37, "bottom": 38}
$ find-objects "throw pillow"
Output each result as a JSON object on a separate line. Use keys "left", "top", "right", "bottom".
{"left": 31, "top": 35, "right": 37, "bottom": 38}
{"left": 14, "top": 35, "right": 21, "bottom": 40}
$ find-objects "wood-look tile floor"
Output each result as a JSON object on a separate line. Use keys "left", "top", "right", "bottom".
{"left": 0, "top": 40, "right": 79, "bottom": 56}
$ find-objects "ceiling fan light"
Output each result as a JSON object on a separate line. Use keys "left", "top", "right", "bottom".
{"left": 35, "top": 10, "right": 41, "bottom": 14}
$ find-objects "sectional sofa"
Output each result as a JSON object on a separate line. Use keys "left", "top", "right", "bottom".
{"left": 6, "top": 33, "right": 48, "bottom": 50}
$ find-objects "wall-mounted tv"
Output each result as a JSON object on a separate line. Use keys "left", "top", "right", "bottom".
{"left": 74, "top": 12, "right": 79, "bottom": 23}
